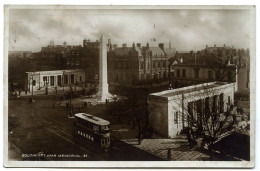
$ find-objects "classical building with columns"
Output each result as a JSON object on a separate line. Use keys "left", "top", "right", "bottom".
{"left": 148, "top": 82, "right": 235, "bottom": 138}
{"left": 25, "top": 69, "right": 85, "bottom": 92}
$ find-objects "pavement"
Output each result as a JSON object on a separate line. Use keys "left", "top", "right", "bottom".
{"left": 8, "top": 141, "right": 22, "bottom": 161}
{"left": 110, "top": 122, "right": 211, "bottom": 161}
{"left": 10, "top": 86, "right": 86, "bottom": 97}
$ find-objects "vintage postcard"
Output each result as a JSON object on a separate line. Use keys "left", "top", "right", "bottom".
{"left": 3, "top": 5, "right": 255, "bottom": 168}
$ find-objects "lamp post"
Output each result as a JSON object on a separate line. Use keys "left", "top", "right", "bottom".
{"left": 69, "top": 84, "right": 73, "bottom": 118}
{"left": 29, "top": 74, "right": 35, "bottom": 103}
{"left": 45, "top": 82, "right": 49, "bottom": 95}
{"left": 63, "top": 71, "right": 65, "bottom": 92}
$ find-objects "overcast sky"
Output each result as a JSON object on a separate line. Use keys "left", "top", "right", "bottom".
{"left": 8, "top": 8, "right": 251, "bottom": 52}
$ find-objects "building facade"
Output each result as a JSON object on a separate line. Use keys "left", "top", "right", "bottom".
{"left": 148, "top": 82, "right": 235, "bottom": 138}
{"left": 26, "top": 69, "right": 85, "bottom": 92}
{"left": 107, "top": 42, "right": 171, "bottom": 87}
{"left": 169, "top": 44, "right": 249, "bottom": 91}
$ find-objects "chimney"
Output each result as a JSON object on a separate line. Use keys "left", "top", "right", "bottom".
{"left": 50, "top": 40, "right": 54, "bottom": 46}
{"left": 146, "top": 42, "right": 149, "bottom": 48}
{"left": 132, "top": 42, "right": 135, "bottom": 48}
{"left": 113, "top": 44, "right": 118, "bottom": 49}
{"left": 63, "top": 41, "right": 67, "bottom": 48}
{"left": 137, "top": 43, "right": 141, "bottom": 48}
{"left": 159, "top": 43, "right": 164, "bottom": 51}
{"left": 224, "top": 44, "right": 226, "bottom": 47}
{"left": 206, "top": 44, "right": 208, "bottom": 49}
{"left": 180, "top": 57, "right": 183, "bottom": 63}
{"left": 214, "top": 44, "right": 216, "bottom": 48}
{"left": 122, "top": 44, "right": 127, "bottom": 48}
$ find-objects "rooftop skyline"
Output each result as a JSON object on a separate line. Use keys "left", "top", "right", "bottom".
{"left": 9, "top": 8, "right": 251, "bottom": 52}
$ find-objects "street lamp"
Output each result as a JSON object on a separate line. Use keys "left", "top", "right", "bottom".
{"left": 29, "top": 74, "right": 36, "bottom": 103}
{"left": 63, "top": 71, "right": 65, "bottom": 92}
{"left": 69, "top": 84, "right": 73, "bottom": 118}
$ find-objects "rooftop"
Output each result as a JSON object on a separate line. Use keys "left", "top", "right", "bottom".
{"left": 26, "top": 69, "right": 84, "bottom": 74}
{"left": 150, "top": 82, "right": 233, "bottom": 98}
{"left": 75, "top": 113, "right": 110, "bottom": 126}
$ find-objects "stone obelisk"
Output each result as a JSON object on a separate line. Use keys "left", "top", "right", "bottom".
{"left": 97, "top": 34, "right": 112, "bottom": 102}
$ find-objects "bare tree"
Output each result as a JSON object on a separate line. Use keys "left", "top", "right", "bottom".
{"left": 172, "top": 84, "right": 247, "bottom": 153}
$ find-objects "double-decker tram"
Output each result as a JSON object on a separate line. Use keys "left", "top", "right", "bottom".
{"left": 74, "top": 113, "right": 110, "bottom": 150}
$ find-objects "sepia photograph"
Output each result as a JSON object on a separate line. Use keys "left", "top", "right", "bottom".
{"left": 3, "top": 5, "right": 255, "bottom": 168}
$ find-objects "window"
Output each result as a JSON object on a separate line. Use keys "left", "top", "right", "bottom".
{"left": 182, "top": 69, "right": 186, "bottom": 78}
{"left": 174, "top": 112, "right": 178, "bottom": 124}
{"left": 64, "top": 75, "right": 68, "bottom": 84}
{"left": 205, "top": 97, "right": 210, "bottom": 115}
{"left": 228, "top": 96, "right": 231, "bottom": 105}
{"left": 93, "top": 125, "right": 99, "bottom": 132}
{"left": 50, "top": 76, "right": 54, "bottom": 86}
{"left": 32, "top": 80, "right": 36, "bottom": 86}
{"left": 220, "top": 93, "right": 224, "bottom": 112}
{"left": 194, "top": 68, "right": 200, "bottom": 78}
{"left": 177, "top": 69, "right": 180, "bottom": 77}
{"left": 153, "top": 61, "right": 156, "bottom": 68}
{"left": 208, "top": 70, "right": 213, "bottom": 80}
{"left": 71, "top": 74, "right": 74, "bottom": 84}
{"left": 80, "top": 76, "right": 82, "bottom": 82}
{"left": 43, "top": 76, "right": 47, "bottom": 86}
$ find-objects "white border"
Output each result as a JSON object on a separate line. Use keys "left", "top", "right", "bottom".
{"left": 1, "top": 3, "right": 258, "bottom": 169}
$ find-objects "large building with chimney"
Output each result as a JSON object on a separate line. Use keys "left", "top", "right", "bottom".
{"left": 168, "top": 44, "right": 250, "bottom": 91}
{"left": 107, "top": 42, "right": 175, "bottom": 87}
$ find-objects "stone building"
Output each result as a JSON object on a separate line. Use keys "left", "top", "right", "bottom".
{"left": 25, "top": 69, "right": 85, "bottom": 92}
{"left": 148, "top": 82, "right": 235, "bottom": 138}
{"left": 169, "top": 44, "right": 249, "bottom": 91}
{"left": 36, "top": 41, "right": 82, "bottom": 70}
{"left": 107, "top": 42, "right": 170, "bottom": 87}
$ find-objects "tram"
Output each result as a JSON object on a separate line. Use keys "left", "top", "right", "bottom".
{"left": 74, "top": 113, "right": 110, "bottom": 150}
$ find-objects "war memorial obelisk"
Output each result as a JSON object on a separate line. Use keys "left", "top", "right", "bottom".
{"left": 96, "top": 34, "right": 112, "bottom": 102}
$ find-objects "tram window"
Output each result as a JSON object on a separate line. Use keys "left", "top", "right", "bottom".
{"left": 91, "top": 137, "right": 94, "bottom": 141}
{"left": 78, "top": 130, "right": 80, "bottom": 135}
{"left": 83, "top": 133, "right": 85, "bottom": 137}
{"left": 93, "top": 125, "right": 98, "bottom": 132}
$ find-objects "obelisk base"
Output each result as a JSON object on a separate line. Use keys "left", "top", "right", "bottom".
{"left": 96, "top": 91, "right": 113, "bottom": 102}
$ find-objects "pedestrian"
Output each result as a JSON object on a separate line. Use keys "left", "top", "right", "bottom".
{"left": 25, "top": 90, "right": 27, "bottom": 95}
{"left": 18, "top": 89, "right": 21, "bottom": 96}
{"left": 89, "top": 102, "right": 92, "bottom": 106}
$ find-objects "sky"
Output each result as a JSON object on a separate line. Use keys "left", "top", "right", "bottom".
{"left": 8, "top": 8, "right": 251, "bottom": 52}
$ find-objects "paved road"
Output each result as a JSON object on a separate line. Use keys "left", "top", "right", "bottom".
{"left": 8, "top": 98, "right": 163, "bottom": 161}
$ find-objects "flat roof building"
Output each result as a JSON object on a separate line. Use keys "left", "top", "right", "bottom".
{"left": 148, "top": 82, "right": 235, "bottom": 138}
{"left": 26, "top": 69, "right": 85, "bottom": 92}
